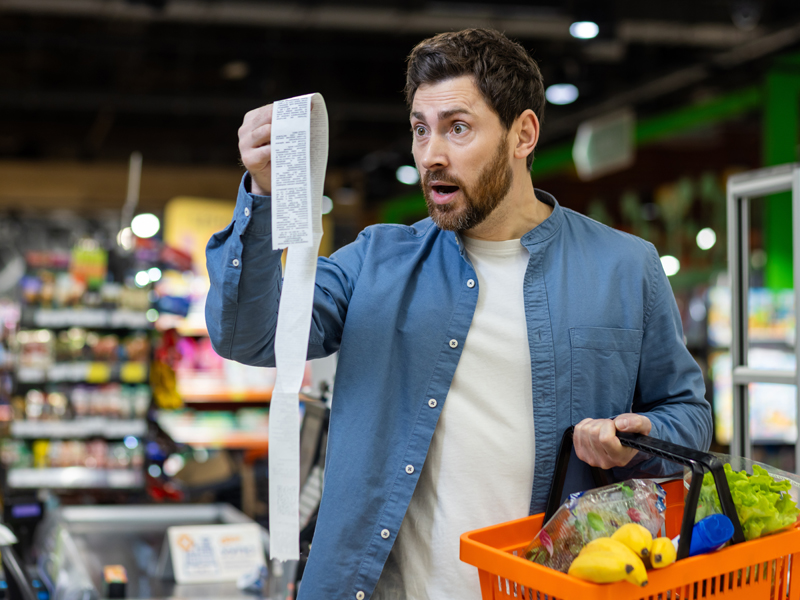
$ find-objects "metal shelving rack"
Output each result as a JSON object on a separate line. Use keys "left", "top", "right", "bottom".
{"left": 727, "top": 163, "right": 800, "bottom": 465}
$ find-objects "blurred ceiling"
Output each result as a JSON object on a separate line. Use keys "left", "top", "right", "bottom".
{"left": 2, "top": 0, "right": 800, "bottom": 206}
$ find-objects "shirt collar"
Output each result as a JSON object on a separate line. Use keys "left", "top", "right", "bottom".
{"left": 451, "top": 188, "right": 563, "bottom": 251}
{"left": 521, "top": 188, "right": 563, "bottom": 247}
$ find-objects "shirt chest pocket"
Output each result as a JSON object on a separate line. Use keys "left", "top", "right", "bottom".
{"left": 569, "top": 327, "right": 643, "bottom": 422}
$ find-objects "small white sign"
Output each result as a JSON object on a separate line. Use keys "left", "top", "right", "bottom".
{"left": 572, "top": 108, "right": 636, "bottom": 181}
{"left": 167, "top": 524, "right": 266, "bottom": 584}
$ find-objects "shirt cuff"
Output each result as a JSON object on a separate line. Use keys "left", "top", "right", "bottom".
{"left": 237, "top": 172, "right": 272, "bottom": 237}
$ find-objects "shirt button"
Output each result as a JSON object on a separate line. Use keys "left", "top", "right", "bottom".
{"left": 428, "top": 398, "right": 437, "bottom": 408}
{"left": 405, "top": 465, "right": 414, "bottom": 474}
{"left": 244, "top": 207, "right": 250, "bottom": 216}
{"left": 380, "top": 529, "right": 390, "bottom": 539}
{"left": 449, "top": 339, "right": 458, "bottom": 348}
{"left": 467, "top": 279, "right": 475, "bottom": 288}
{"left": 356, "top": 593, "right": 365, "bottom": 600}
{"left": 232, "top": 259, "right": 240, "bottom": 267}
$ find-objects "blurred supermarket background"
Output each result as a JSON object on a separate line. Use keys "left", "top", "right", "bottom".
{"left": 2, "top": 0, "right": 800, "bottom": 594}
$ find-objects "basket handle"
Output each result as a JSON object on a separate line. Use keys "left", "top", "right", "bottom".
{"left": 543, "top": 426, "right": 745, "bottom": 560}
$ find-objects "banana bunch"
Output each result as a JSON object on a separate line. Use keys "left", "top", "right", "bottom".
{"left": 568, "top": 523, "right": 677, "bottom": 586}
{"left": 568, "top": 537, "right": 648, "bottom": 586}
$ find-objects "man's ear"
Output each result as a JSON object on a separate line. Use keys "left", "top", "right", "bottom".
{"left": 513, "top": 109, "right": 539, "bottom": 162}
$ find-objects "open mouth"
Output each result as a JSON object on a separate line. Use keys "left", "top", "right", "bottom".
{"left": 430, "top": 183, "right": 461, "bottom": 204}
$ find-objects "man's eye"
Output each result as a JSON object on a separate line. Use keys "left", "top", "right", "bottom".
{"left": 415, "top": 126, "right": 426, "bottom": 136}
{"left": 453, "top": 124, "right": 465, "bottom": 134}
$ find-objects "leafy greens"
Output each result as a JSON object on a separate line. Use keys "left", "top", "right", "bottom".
{"left": 695, "top": 464, "right": 800, "bottom": 541}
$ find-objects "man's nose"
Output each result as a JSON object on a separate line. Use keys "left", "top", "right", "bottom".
{"left": 419, "top": 134, "right": 449, "bottom": 171}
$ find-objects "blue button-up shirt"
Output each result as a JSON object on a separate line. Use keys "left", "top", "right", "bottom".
{"left": 205, "top": 174, "right": 712, "bottom": 600}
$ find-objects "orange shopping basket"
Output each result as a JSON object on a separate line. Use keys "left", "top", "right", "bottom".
{"left": 461, "top": 427, "right": 800, "bottom": 600}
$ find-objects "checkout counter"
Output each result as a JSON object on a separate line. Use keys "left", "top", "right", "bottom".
{"left": 3, "top": 504, "right": 275, "bottom": 600}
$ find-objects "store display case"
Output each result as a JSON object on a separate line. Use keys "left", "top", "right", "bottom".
{"left": 726, "top": 163, "right": 800, "bottom": 467}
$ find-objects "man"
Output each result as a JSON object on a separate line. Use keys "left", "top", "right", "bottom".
{"left": 206, "top": 28, "right": 711, "bottom": 600}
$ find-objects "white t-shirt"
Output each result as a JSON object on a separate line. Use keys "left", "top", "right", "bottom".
{"left": 374, "top": 236, "right": 535, "bottom": 600}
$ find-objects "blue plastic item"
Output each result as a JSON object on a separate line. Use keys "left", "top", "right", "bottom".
{"left": 690, "top": 514, "right": 735, "bottom": 556}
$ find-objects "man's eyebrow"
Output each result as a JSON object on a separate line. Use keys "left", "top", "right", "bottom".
{"left": 438, "top": 107, "right": 473, "bottom": 119}
{"left": 410, "top": 107, "right": 474, "bottom": 121}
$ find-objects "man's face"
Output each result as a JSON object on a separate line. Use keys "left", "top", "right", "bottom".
{"left": 410, "top": 76, "right": 513, "bottom": 232}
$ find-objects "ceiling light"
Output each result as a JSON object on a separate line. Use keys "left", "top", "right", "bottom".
{"left": 696, "top": 228, "right": 716, "bottom": 250}
{"left": 546, "top": 84, "right": 579, "bottom": 105}
{"left": 131, "top": 213, "right": 160, "bottom": 238}
{"left": 322, "top": 195, "right": 334, "bottom": 215}
{"left": 148, "top": 267, "right": 162, "bottom": 282}
{"left": 396, "top": 165, "right": 420, "bottom": 185}
{"left": 660, "top": 255, "right": 680, "bottom": 277}
{"left": 570, "top": 21, "right": 599, "bottom": 40}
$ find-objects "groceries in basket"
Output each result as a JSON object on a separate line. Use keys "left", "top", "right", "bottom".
{"left": 566, "top": 522, "right": 679, "bottom": 586}
{"left": 567, "top": 533, "right": 649, "bottom": 586}
{"left": 524, "top": 479, "right": 666, "bottom": 573}
{"left": 690, "top": 461, "right": 800, "bottom": 541}
{"left": 675, "top": 514, "right": 734, "bottom": 557}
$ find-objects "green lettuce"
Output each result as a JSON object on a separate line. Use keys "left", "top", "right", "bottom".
{"left": 695, "top": 464, "right": 800, "bottom": 540}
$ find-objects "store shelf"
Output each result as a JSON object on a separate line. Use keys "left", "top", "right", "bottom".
{"left": 182, "top": 391, "right": 272, "bottom": 403}
{"left": 11, "top": 418, "right": 147, "bottom": 439}
{"left": 178, "top": 378, "right": 272, "bottom": 404}
{"left": 163, "top": 430, "right": 269, "bottom": 450}
{"left": 21, "top": 308, "right": 152, "bottom": 329}
{"left": 177, "top": 369, "right": 274, "bottom": 405}
{"left": 156, "top": 410, "right": 268, "bottom": 450}
{"left": 7, "top": 467, "right": 144, "bottom": 489}
{"left": 17, "top": 361, "right": 148, "bottom": 384}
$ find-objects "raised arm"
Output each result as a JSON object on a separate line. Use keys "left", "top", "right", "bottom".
{"left": 205, "top": 104, "right": 369, "bottom": 366}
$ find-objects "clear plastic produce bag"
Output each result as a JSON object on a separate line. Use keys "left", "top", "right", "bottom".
{"left": 524, "top": 479, "right": 666, "bottom": 573}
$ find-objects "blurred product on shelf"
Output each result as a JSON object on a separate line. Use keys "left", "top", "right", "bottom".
{"left": 18, "top": 329, "right": 151, "bottom": 366}
{"left": 151, "top": 328, "right": 183, "bottom": 410}
{"left": 1, "top": 438, "right": 143, "bottom": 470}
{"left": 20, "top": 250, "right": 150, "bottom": 312}
{"left": 11, "top": 384, "right": 150, "bottom": 421}
{"left": 174, "top": 335, "right": 279, "bottom": 402}
{"left": 706, "top": 286, "right": 798, "bottom": 452}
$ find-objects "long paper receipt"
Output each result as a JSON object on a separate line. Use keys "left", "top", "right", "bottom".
{"left": 269, "top": 92, "right": 328, "bottom": 561}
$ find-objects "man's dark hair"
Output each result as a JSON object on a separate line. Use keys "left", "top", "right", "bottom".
{"left": 405, "top": 29, "right": 545, "bottom": 170}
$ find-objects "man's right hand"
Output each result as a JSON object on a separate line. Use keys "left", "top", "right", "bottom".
{"left": 238, "top": 104, "right": 273, "bottom": 195}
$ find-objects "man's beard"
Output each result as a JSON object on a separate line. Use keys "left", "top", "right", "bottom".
{"left": 422, "top": 135, "right": 513, "bottom": 232}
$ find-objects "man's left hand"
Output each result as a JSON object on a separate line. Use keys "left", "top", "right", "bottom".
{"left": 573, "top": 414, "right": 652, "bottom": 469}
